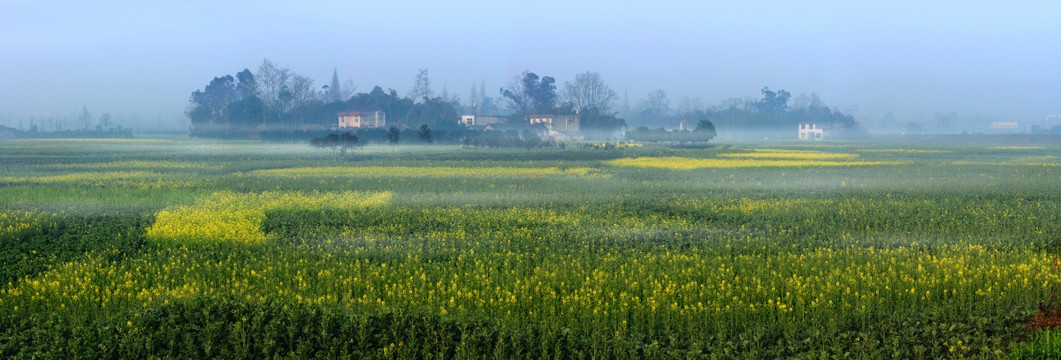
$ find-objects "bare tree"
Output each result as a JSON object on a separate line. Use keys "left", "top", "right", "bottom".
{"left": 289, "top": 75, "right": 317, "bottom": 106}
{"left": 98, "top": 111, "right": 112, "bottom": 130}
{"left": 256, "top": 58, "right": 291, "bottom": 112}
{"left": 676, "top": 97, "right": 704, "bottom": 116}
{"left": 479, "top": 80, "right": 486, "bottom": 111}
{"left": 500, "top": 73, "right": 532, "bottom": 114}
{"left": 341, "top": 79, "right": 357, "bottom": 100}
{"left": 78, "top": 106, "right": 92, "bottom": 130}
{"left": 407, "top": 68, "right": 433, "bottom": 103}
{"left": 440, "top": 86, "right": 461, "bottom": 109}
{"left": 640, "top": 89, "right": 671, "bottom": 117}
{"left": 717, "top": 97, "right": 747, "bottom": 111}
{"left": 562, "top": 72, "right": 618, "bottom": 113}
{"left": 288, "top": 74, "right": 317, "bottom": 128}
{"left": 638, "top": 89, "right": 671, "bottom": 128}
{"left": 792, "top": 93, "right": 824, "bottom": 110}
{"left": 468, "top": 83, "right": 479, "bottom": 115}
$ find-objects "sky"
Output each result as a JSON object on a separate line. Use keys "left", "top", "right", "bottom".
{"left": 2, "top": 0, "right": 1060, "bottom": 131}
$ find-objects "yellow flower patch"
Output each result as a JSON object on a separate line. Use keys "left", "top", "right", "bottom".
{"left": 607, "top": 156, "right": 904, "bottom": 169}
{"left": 146, "top": 191, "right": 391, "bottom": 245}
{"left": 248, "top": 166, "right": 607, "bottom": 179}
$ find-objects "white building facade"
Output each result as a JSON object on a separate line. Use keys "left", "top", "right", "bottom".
{"left": 798, "top": 122, "right": 823, "bottom": 140}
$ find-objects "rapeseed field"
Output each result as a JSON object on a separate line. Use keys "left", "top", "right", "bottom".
{"left": 1, "top": 138, "right": 1059, "bottom": 358}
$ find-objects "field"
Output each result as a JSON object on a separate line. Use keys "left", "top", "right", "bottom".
{"left": 1, "top": 137, "right": 1060, "bottom": 358}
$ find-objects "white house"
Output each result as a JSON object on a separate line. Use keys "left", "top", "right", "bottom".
{"left": 338, "top": 111, "right": 386, "bottom": 129}
{"left": 798, "top": 122, "right": 823, "bottom": 140}
{"left": 527, "top": 114, "right": 580, "bottom": 132}
{"left": 459, "top": 115, "right": 506, "bottom": 127}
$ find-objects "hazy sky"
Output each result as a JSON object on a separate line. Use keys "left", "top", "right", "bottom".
{"left": 2, "top": 0, "right": 1059, "bottom": 129}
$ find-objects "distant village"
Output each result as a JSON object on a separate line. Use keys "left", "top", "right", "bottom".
{"left": 5, "top": 59, "right": 1061, "bottom": 142}
{"left": 172, "top": 60, "right": 875, "bottom": 143}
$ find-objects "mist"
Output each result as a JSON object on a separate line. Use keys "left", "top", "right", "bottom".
{"left": 3, "top": 1, "right": 1060, "bottom": 133}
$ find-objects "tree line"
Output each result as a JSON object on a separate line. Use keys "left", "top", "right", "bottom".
{"left": 187, "top": 59, "right": 861, "bottom": 141}
{"left": 187, "top": 61, "right": 461, "bottom": 139}
{"left": 186, "top": 61, "right": 632, "bottom": 140}
{"left": 627, "top": 87, "right": 862, "bottom": 138}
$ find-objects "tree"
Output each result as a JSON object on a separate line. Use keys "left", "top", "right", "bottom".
{"left": 224, "top": 96, "right": 265, "bottom": 137}
{"left": 635, "top": 89, "right": 671, "bottom": 128}
{"left": 578, "top": 108, "right": 627, "bottom": 135}
{"left": 190, "top": 75, "right": 238, "bottom": 127}
{"left": 326, "top": 68, "right": 343, "bottom": 103}
{"left": 479, "top": 80, "right": 486, "bottom": 112}
{"left": 676, "top": 97, "right": 704, "bottom": 116}
{"left": 695, "top": 119, "right": 717, "bottom": 140}
{"left": 235, "top": 69, "right": 257, "bottom": 99}
{"left": 341, "top": 79, "right": 357, "bottom": 101}
{"left": 418, "top": 124, "right": 433, "bottom": 144}
{"left": 78, "top": 106, "right": 92, "bottom": 130}
{"left": 562, "top": 72, "right": 617, "bottom": 113}
{"left": 338, "top": 132, "right": 362, "bottom": 156}
{"left": 501, "top": 71, "right": 557, "bottom": 115}
{"left": 287, "top": 74, "right": 317, "bottom": 129}
{"left": 97, "top": 112, "right": 112, "bottom": 131}
{"left": 256, "top": 59, "right": 291, "bottom": 114}
{"left": 312, "top": 132, "right": 362, "bottom": 156}
{"left": 468, "top": 83, "right": 480, "bottom": 115}
{"left": 388, "top": 126, "right": 400, "bottom": 145}
{"left": 756, "top": 87, "right": 790, "bottom": 113}
{"left": 440, "top": 86, "right": 461, "bottom": 110}
{"left": 186, "top": 105, "right": 212, "bottom": 134}
{"left": 905, "top": 122, "right": 924, "bottom": 135}
{"left": 500, "top": 75, "right": 531, "bottom": 114}
{"left": 407, "top": 68, "right": 433, "bottom": 103}
{"left": 642, "top": 89, "right": 670, "bottom": 116}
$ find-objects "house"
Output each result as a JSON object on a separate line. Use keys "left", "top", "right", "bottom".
{"left": 990, "top": 121, "right": 1019, "bottom": 129}
{"left": 338, "top": 111, "right": 386, "bottom": 129}
{"left": 460, "top": 115, "right": 507, "bottom": 126}
{"left": 798, "top": 122, "right": 823, "bottom": 140}
{"left": 527, "top": 114, "right": 580, "bottom": 132}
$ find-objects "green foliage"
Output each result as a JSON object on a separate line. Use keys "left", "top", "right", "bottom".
{"left": 695, "top": 119, "right": 716, "bottom": 138}
{"left": 578, "top": 107, "right": 626, "bottom": 134}
{"left": 387, "top": 126, "right": 400, "bottom": 145}
{"left": 418, "top": 124, "right": 432, "bottom": 144}
{"left": 501, "top": 71, "right": 558, "bottom": 115}
{"left": 0, "top": 213, "right": 149, "bottom": 283}
{"left": 311, "top": 132, "right": 363, "bottom": 156}
{"left": 1008, "top": 329, "right": 1061, "bottom": 359}
{"left": 188, "top": 71, "right": 258, "bottom": 138}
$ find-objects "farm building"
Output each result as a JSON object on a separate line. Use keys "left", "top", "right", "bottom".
{"left": 460, "top": 115, "right": 507, "bottom": 126}
{"left": 338, "top": 111, "right": 386, "bottom": 129}
{"left": 798, "top": 122, "right": 823, "bottom": 140}
{"left": 527, "top": 114, "right": 580, "bottom": 132}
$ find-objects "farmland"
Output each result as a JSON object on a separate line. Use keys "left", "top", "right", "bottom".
{"left": 1, "top": 138, "right": 1060, "bottom": 358}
